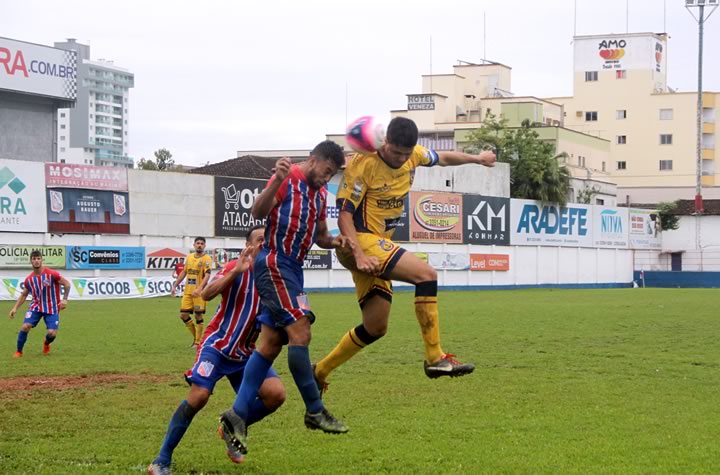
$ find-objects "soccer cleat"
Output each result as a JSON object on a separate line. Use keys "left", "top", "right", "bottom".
{"left": 147, "top": 462, "right": 172, "bottom": 475}
{"left": 311, "top": 364, "right": 328, "bottom": 396}
{"left": 423, "top": 353, "right": 475, "bottom": 379}
{"left": 304, "top": 408, "right": 349, "bottom": 433}
{"left": 217, "top": 425, "right": 246, "bottom": 463}
{"left": 13, "top": 351, "right": 22, "bottom": 358}
{"left": 43, "top": 343, "right": 51, "bottom": 355}
{"left": 219, "top": 409, "right": 248, "bottom": 455}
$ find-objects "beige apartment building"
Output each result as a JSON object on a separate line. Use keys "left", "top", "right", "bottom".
{"left": 547, "top": 32, "right": 719, "bottom": 205}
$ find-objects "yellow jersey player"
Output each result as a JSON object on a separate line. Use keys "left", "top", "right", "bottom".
{"left": 171, "top": 237, "right": 213, "bottom": 347}
{"left": 315, "top": 117, "right": 496, "bottom": 385}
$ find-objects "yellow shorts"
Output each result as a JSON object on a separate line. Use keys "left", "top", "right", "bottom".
{"left": 180, "top": 293, "right": 207, "bottom": 314}
{"left": 336, "top": 233, "right": 406, "bottom": 306}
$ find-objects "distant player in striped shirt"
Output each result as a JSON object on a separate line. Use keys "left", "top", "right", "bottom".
{"left": 9, "top": 250, "right": 70, "bottom": 357}
{"left": 148, "top": 225, "right": 286, "bottom": 475}
{"left": 219, "top": 141, "right": 350, "bottom": 457}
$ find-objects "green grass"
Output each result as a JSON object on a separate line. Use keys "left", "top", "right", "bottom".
{"left": 1, "top": 289, "right": 719, "bottom": 474}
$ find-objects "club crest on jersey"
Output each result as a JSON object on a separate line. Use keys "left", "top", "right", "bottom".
{"left": 197, "top": 360, "right": 215, "bottom": 378}
{"left": 351, "top": 180, "right": 363, "bottom": 201}
{"left": 378, "top": 239, "right": 395, "bottom": 252}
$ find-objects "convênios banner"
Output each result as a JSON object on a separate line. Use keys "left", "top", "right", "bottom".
{"left": 0, "top": 276, "right": 184, "bottom": 300}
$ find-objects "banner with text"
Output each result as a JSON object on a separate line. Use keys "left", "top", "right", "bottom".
{"left": 628, "top": 208, "right": 661, "bottom": 249}
{"left": 592, "top": 206, "right": 629, "bottom": 248}
{"left": 0, "top": 245, "right": 65, "bottom": 269}
{"left": 470, "top": 253, "right": 510, "bottom": 271}
{"left": 303, "top": 250, "right": 332, "bottom": 269}
{"left": 45, "top": 163, "right": 128, "bottom": 191}
{"left": 428, "top": 253, "right": 470, "bottom": 270}
{"left": 66, "top": 246, "right": 145, "bottom": 270}
{"left": 47, "top": 188, "right": 129, "bottom": 233}
{"left": 0, "top": 159, "right": 48, "bottom": 233}
{"left": 0, "top": 276, "right": 179, "bottom": 300}
{"left": 462, "top": 195, "right": 510, "bottom": 245}
{"left": 409, "top": 191, "right": 463, "bottom": 243}
{"left": 146, "top": 248, "right": 188, "bottom": 270}
{"left": 511, "top": 199, "right": 593, "bottom": 247}
{"left": 214, "top": 177, "right": 267, "bottom": 237}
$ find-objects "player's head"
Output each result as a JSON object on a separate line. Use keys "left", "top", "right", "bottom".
{"left": 194, "top": 237, "right": 206, "bottom": 253}
{"left": 381, "top": 117, "right": 418, "bottom": 168}
{"left": 306, "top": 140, "right": 344, "bottom": 189}
{"left": 246, "top": 224, "right": 265, "bottom": 247}
{"left": 30, "top": 250, "right": 43, "bottom": 269}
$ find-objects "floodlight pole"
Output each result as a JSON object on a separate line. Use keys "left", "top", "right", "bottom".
{"left": 685, "top": 1, "right": 718, "bottom": 214}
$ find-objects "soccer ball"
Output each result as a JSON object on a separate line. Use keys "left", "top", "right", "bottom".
{"left": 346, "top": 116, "right": 385, "bottom": 154}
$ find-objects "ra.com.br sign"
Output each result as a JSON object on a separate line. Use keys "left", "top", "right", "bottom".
{"left": 0, "top": 38, "right": 77, "bottom": 100}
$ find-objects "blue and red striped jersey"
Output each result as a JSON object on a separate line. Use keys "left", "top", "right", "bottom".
{"left": 202, "top": 260, "right": 261, "bottom": 361}
{"left": 23, "top": 268, "right": 63, "bottom": 315}
{"left": 264, "top": 164, "right": 327, "bottom": 263}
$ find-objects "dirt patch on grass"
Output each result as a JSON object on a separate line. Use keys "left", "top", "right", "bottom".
{"left": 0, "top": 373, "right": 172, "bottom": 396}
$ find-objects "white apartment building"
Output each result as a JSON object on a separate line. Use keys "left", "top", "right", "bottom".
{"left": 547, "top": 32, "right": 719, "bottom": 205}
{"left": 54, "top": 39, "right": 134, "bottom": 168}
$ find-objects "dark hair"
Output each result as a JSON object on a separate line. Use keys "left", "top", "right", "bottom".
{"left": 386, "top": 117, "right": 418, "bottom": 148}
{"left": 194, "top": 237, "right": 206, "bottom": 244}
{"left": 30, "top": 250, "right": 42, "bottom": 259}
{"left": 311, "top": 140, "right": 345, "bottom": 169}
{"left": 246, "top": 224, "right": 265, "bottom": 241}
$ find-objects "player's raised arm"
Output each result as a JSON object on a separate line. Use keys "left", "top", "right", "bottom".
{"left": 252, "top": 157, "right": 291, "bottom": 219}
{"left": 437, "top": 150, "right": 496, "bottom": 167}
{"left": 8, "top": 287, "right": 30, "bottom": 319}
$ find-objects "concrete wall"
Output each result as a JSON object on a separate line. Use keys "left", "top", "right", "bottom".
{"left": 0, "top": 91, "right": 57, "bottom": 162}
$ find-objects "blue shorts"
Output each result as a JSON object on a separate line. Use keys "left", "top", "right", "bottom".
{"left": 188, "top": 346, "right": 278, "bottom": 392}
{"left": 23, "top": 311, "right": 59, "bottom": 330}
{"left": 254, "top": 248, "right": 315, "bottom": 329}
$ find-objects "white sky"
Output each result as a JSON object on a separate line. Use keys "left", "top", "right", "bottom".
{"left": 5, "top": 0, "right": 720, "bottom": 166}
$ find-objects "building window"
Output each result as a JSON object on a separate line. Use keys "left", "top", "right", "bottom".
{"left": 660, "top": 108, "right": 673, "bottom": 120}
{"left": 617, "top": 135, "right": 627, "bottom": 145}
{"left": 60, "top": 124, "right": 66, "bottom": 129}
{"left": 616, "top": 110, "right": 627, "bottom": 119}
{"left": 60, "top": 159, "right": 66, "bottom": 163}
{"left": 602, "top": 161, "right": 606, "bottom": 172}
{"left": 60, "top": 112, "right": 66, "bottom": 118}
{"left": 60, "top": 147, "right": 66, "bottom": 152}
{"left": 616, "top": 70, "right": 627, "bottom": 79}
{"left": 596, "top": 198, "right": 605, "bottom": 205}
{"left": 90, "top": 114, "right": 93, "bottom": 118}
{"left": 659, "top": 160, "right": 673, "bottom": 171}
{"left": 617, "top": 161, "right": 627, "bottom": 170}
{"left": 585, "top": 71, "right": 598, "bottom": 82}
{"left": 660, "top": 134, "right": 673, "bottom": 145}
{"left": 60, "top": 135, "right": 65, "bottom": 141}
{"left": 585, "top": 111, "right": 598, "bottom": 121}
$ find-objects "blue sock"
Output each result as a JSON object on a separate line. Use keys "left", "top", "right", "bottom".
{"left": 287, "top": 345, "right": 323, "bottom": 414}
{"left": 232, "top": 351, "right": 272, "bottom": 420}
{"left": 246, "top": 397, "right": 274, "bottom": 425}
{"left": 45, "top": 334, "right": 56, "bottom": 345}
{"left": 17, "top": 331, "right": 28, "bottom": 352}
{"left": 154, "top": 400, "right": 197, "bottom": 466}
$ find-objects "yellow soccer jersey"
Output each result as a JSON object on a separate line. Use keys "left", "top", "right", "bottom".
{"left": 183, "top": 252, "right": 212, "bottom": 294}
{"left": 337, "top": 145, "right": 439, "bottom": 238}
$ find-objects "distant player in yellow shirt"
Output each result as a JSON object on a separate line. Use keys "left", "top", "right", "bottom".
{"left": 315, "top": 117, "right": 496, "bottom": 384}
{"left": 171, "top": 237, "right": 213, "bottom": 346}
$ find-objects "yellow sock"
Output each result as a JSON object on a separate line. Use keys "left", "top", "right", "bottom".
{"left": 415, "top": 296, "right": 443, "bottom": 363}
{"left": 183, "top": 319, "right": 196, "bottom": 339}
{"left": 315, "top": 328, "right": 367, "bottom": 382}
{"left": 195, "top": 321, "right": 204, "bottom": 344}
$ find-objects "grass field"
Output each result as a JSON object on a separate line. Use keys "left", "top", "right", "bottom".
{"left": 1, "top": 288, "right": 719, "bottom": 474}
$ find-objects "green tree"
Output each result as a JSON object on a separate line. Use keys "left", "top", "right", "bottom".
{"left": 467, "top": 112, "right": 571, "bottom": 204}
{"left": 153, "top": 148, "right": 175, "bottom": 171}
{"left": 136, "top": 157, "right": 158, "bottom": 170}
{"left": 656, "top": 201, "right": 680, "bottom": 231}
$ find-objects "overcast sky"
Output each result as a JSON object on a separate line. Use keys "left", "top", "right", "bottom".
{"left": 5, "top": 0, "right": 720, "bottom": 166}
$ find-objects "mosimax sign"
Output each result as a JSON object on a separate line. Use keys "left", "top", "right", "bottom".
{"left": 511, "top": 199, "right": 593, "bottom": 247}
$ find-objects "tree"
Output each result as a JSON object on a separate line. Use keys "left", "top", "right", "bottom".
{"left": 467, "top": 112, "right": 571, "bottom": 204}
{"left": 135, "top": 148, "right": 175, "bottom": 171}
{"left": 656, "top": 201, "right": 680, "bottom": 231}
{"left": 154, "top": 148, "right": 175, "bottom": 171}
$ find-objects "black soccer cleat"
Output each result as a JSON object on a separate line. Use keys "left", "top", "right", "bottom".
{"left": 304, "top": 408, "right": 349, "bottom": 434}
{"left": 219, "top": 409, "right": 248, "bottom": 455}
{"left": 423, "top": 353, "right": 475, "bottom": 379}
